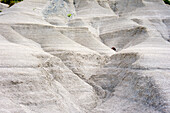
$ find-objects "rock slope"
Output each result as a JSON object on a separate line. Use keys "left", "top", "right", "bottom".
{"left": 0, "top": 0, "right": 170, "bottom": 113}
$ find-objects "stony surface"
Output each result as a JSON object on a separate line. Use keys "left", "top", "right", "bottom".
{"left": 0, "top": 2, "right": 9, "bottom": 11}
{"left": 0, "top": 0, "right": 170, "bottom": 113}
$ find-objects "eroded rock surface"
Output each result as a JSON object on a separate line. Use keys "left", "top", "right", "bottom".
{"left": 0, "top": 2, "right": 9, "bottom": 11}
{"left": 0, "top": 0, "right": 170, "bottom": 113}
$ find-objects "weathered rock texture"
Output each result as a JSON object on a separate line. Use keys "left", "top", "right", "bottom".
{"left": 0, "top": 2, "right": 9, "bottom": 11}
{"left": 0, "top": 0, "right": 170, "bottom": 113}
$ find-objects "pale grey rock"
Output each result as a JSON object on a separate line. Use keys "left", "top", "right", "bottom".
{"left": 74, "top": 0, "right": 117, "bottom": 18}
{"left": 0, "top": 3, "right": 9, "bottom": 11}
{"left": 163, "top": 18, "right": 170, "bottom": 41}
{"left": 0, "top": 0, "right": 170, "bottom": 113}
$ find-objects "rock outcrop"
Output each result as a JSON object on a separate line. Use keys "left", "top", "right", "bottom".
{"left": 0, "top": 2, "right": 9, "bottom": 11}
{"left": 0, "top": 0, "right": 170, "bottom": 113}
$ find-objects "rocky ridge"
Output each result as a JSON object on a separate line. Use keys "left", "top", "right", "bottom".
{"left": 0, "top": 0, "right": 170, "bottom": 113}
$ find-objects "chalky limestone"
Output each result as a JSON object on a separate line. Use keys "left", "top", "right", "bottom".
{"left": 0, "top": 0, "right": 170, "bottom": 113}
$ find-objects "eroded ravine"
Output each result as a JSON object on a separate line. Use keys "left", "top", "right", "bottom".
{"left": 0, "top": 0, "right": 170, "bottom": 113}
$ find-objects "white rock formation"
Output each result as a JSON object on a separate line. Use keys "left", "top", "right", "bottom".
{"left": 0, "top": 2, "right": 9, "bottom": 11}
{"left": 0, "top": 0, "right": 170, "bottom": 113}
